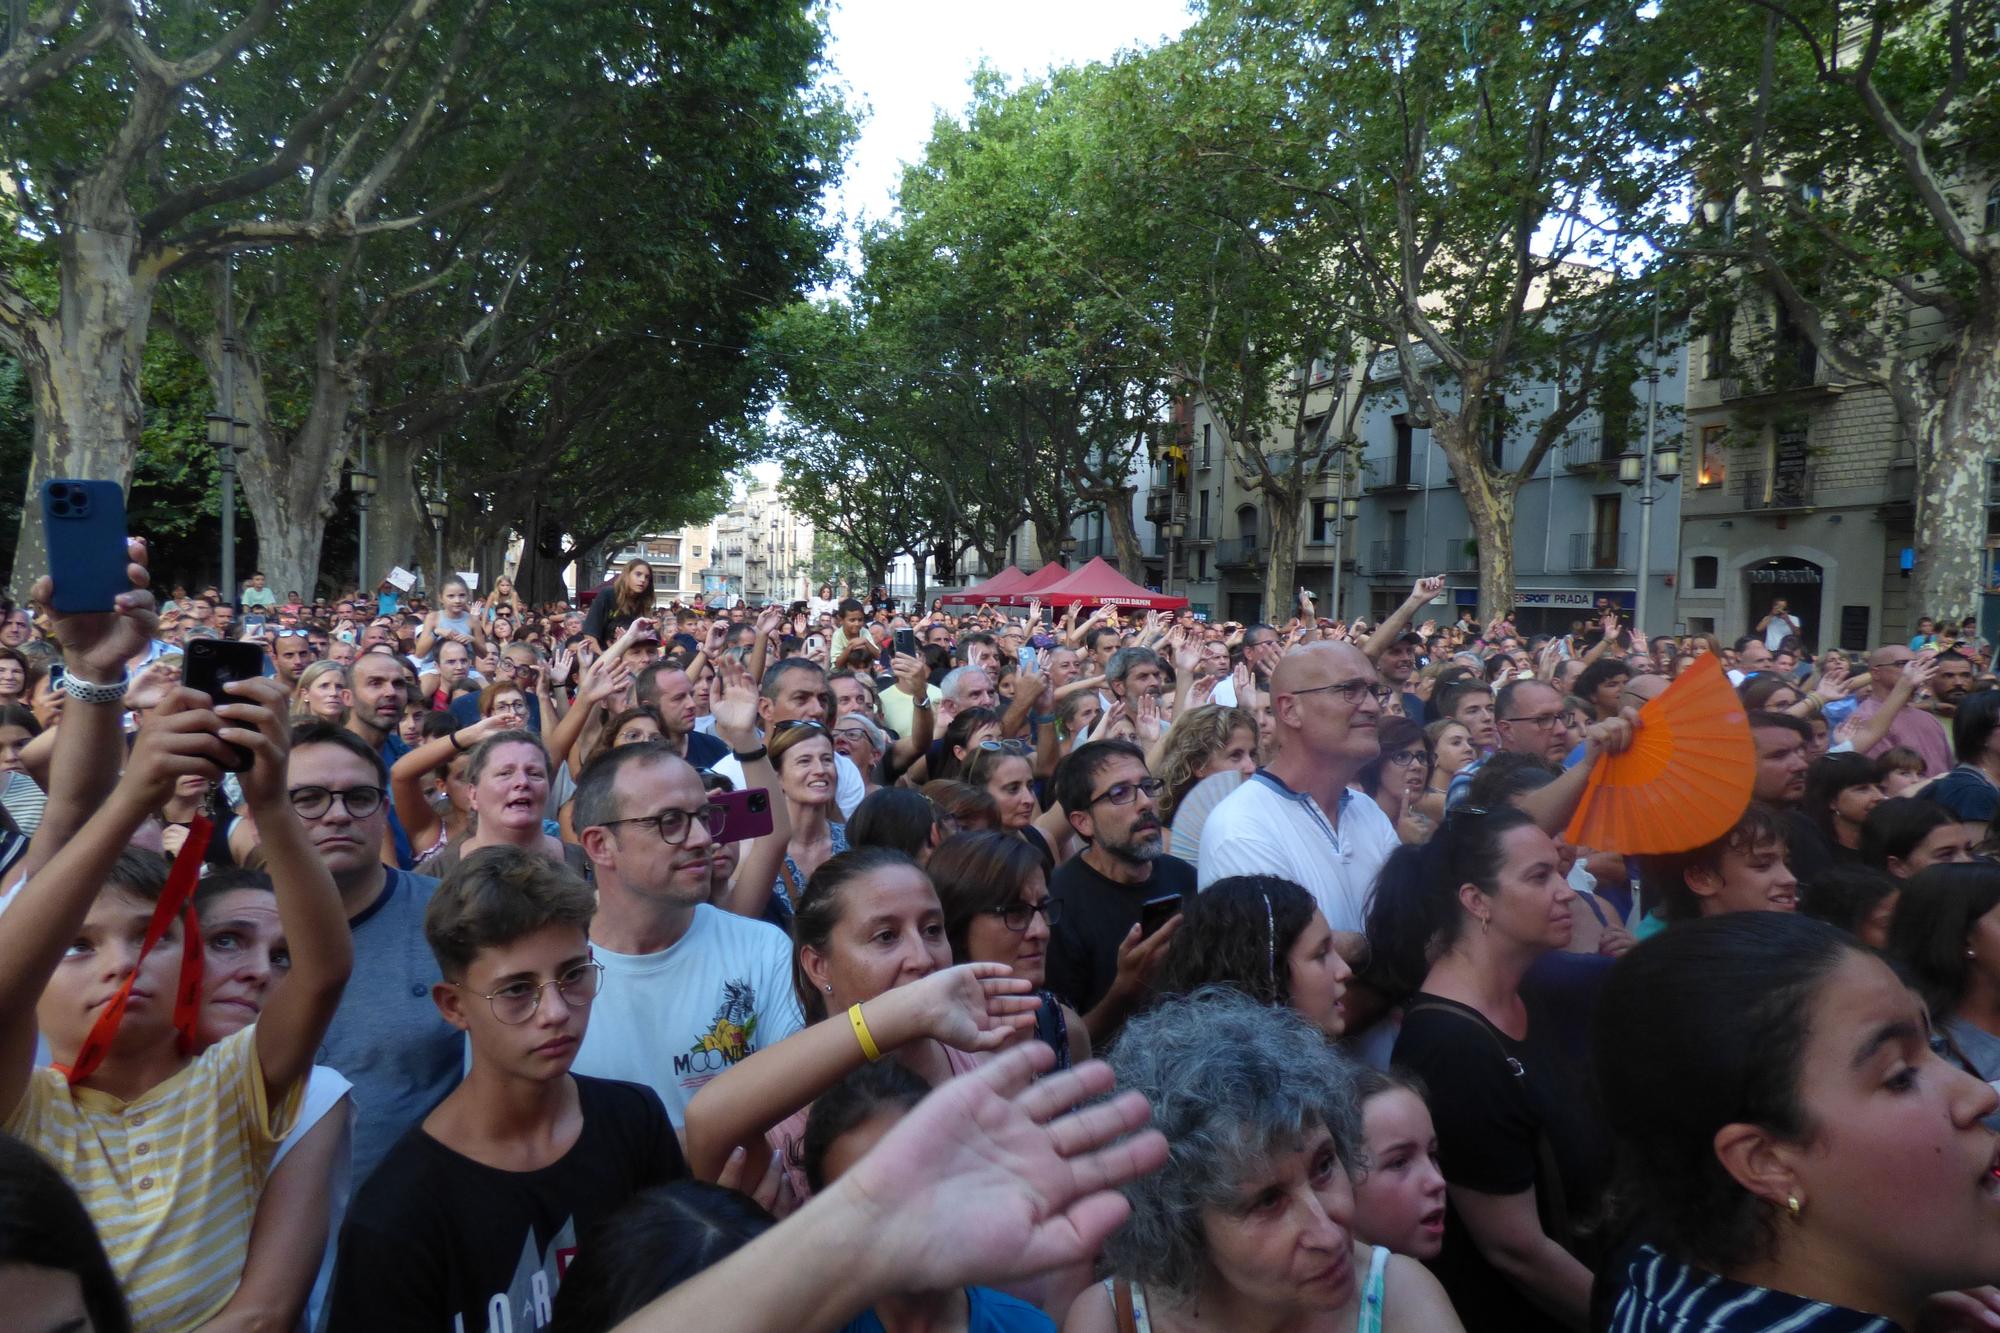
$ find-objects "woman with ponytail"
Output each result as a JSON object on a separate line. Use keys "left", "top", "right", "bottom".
{"left": 1362, "top": 805, "right": 1608, "bottom": 1333}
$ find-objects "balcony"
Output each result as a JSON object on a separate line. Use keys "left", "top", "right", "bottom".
{"left": 1568, "top": 531, "right": 1634, "bottom": 573}
{"left": 1145, "top": 485, "right": 1188, "bottom": 525}
{"left": 1560, "top": 423, "right": 1624, "bottom": 474}
{"left": 1365, "top": 466, "right": 1421, "bottom": 495}
{"left": 1738, "top": 465, "right": 1815, "bottom": 512}
{"left": 1219, "top": 536, "right": 1263, "bottom": 568}
{"left": 1436, "top": 538, "right": 1479, "bottom": 575}
{"left": 1371, "top": 540, "right": 1412, "bottom": 574}
{"left": 1717, "top": 345, "right": 1844, "bottom": 407}
{"left": 1072, "top": 536, "right": 1111, "bottom": 563}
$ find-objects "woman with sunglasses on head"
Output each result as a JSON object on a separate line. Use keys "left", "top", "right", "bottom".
{"left": 929, "top": 830, "right": 1090, "bottom": 1070}
{"left": 964, "top": 740, "right": 1071, "bottom": 870}
{"left": 762, "top": 719, "right": 848, "bottom": 928}
{"left": 1363, "top": 804, "right": 1606, "bottom": 1333}
{"left": 1596, "top": 912, "right": 2000, "bottom": 1332}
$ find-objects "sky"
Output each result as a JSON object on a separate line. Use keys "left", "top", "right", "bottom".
{"left": 820, "top": 0, "right": 1194, "bottom": 241}
{"left": 750, "top": 0, "right": 1194, "bottom": 486}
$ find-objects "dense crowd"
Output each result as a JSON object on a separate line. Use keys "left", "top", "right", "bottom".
{"left": 4, "top": 548, "right": 2000, "bottom": 1333}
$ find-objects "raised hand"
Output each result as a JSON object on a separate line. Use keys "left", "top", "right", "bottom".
{"left": 213, "top": 676, "right": 297, "bottom": 809}
{"left": 891, "top": 651, "right": 931, "bottom": 698}
{"left": 709, "top": 657, "right": 761, "bottom": 750}
{"left": 890, "top": 962, "right": 1040, "bottom": 1052}
{"left": 31, "top": 536, "right": 156, "bottom": 681}
{"left": 1134, "top": 690, "right": 1164, "bottom": 742}
{"left": 1168, "top": 626, "right": 1202, "bottom": 675}
{"left": 1411, "top": 574, "right": 1445, "bottom": 603}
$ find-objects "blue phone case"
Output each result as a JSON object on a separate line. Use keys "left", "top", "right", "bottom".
{"left": 41, "top": 480, "right": 131, "bottom": 614}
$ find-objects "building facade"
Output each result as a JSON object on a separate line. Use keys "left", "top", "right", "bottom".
{"left": 602, "top": 526, "right": 716, "bottom": 607}
{"left": 709, "top": 480, "right": 814, "bottom": 604}
{"left": 1164, "top": 327, "right": 1687, "bottom": 636}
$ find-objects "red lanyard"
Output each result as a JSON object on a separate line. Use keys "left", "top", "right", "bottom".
{"left": 54, "top": 817, "right": 211, "bottom": 1086}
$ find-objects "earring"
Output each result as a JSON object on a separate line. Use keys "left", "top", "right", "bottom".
{"left": 823, "top": 984, "right": 833, "bottom": 993}
{"left": 1970, "top": 948, "right": 1978, "bottom": 959}
{"left": 1786, "top": 1195, "right": 1802, "bottom": 1218}
{"left": 1479, "top": 914, "right": 1490, "bottom": 935}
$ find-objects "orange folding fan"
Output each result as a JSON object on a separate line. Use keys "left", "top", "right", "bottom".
{"left": 1562, "top": 654, "right": 1756, "bottom": 854}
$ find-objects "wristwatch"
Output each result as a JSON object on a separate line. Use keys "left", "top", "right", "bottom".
{"left": 912, "top": 694, "right": 933, "bottom": 711}
{"left": 60, "top": 670, "right": 130, "bottom": 706}
{"left": 732, "top": 745, "right": 768, "bottom": 764}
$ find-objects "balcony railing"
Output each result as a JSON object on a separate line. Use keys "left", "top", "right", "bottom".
{"left": 1568, "top": 531, "right": 1634, "bottom": 573}
{"left": 1737, "top": 465, "right": 1815, "bottom": 511}
{"left": 1560, "top": 423, "right": 1625, "bottom": 472}
{"left": 1219, "top": 536, "right": 1262, "bottom": 567}
{"left": 1436, "top": 538, "right": 1480, "bottom": 574}
{"left": 1371, "top": 540, "right": 1411, "bottom": 574}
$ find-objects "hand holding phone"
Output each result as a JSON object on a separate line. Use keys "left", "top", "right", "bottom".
{"left": 41, "top": 480, "right": 132, "bottom": 614}
{"left": 184, "top": 639, "right": 268, "bottom": 771}
{"left": 712, "top": 787, "right": 775, "bottom": 844}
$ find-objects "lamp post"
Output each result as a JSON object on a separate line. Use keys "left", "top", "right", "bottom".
{"left": 1163, "top": 518, "right": 1183, "bottom": 597}
{"left": 426, "top": 498, "right": 448, "bottom": 595}
{"left": 1332, "top": 493, "right": 1359, "bottom": 620}
{"left": 1059, "top": 534, "right": 1078, "bottom": 567}
{"left": 1618, "top": 306, "right": 1679, "bottom": 634}
{"left": 204, "top": 410, "right": 245, "bottom": 599}
{"left": 349, "top": 468, "right": 378, "bottom": 591}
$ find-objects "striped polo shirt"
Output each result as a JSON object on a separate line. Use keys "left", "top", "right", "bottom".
{"left": 8, "top": 1026, "right": 304, "bottom": 1331}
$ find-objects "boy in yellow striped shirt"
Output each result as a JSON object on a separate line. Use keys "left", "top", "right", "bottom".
{"left": 0, "top": 673, "right": 352, "bottom": 1332}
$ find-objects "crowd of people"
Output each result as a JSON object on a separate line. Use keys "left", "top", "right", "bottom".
{"left": 3, "top": 547, "right": 2000, "bottom": 1333}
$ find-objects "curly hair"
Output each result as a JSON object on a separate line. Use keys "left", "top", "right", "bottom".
{"left": 1102, "top": 987, "right": 1365, "bottom": 1301}
{"left": 1153, "top": 704, "right": 1258, "bottom": 822}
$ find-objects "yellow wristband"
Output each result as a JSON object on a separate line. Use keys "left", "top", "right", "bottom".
{"left": 848, "top": 1003, "right": 883, "bottom": 1062}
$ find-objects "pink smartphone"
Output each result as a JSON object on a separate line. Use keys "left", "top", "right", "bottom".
{"left": 712, "top": 787, "right": 774, "bottom": 844}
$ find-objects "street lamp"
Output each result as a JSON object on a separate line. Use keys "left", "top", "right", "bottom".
{"left": 349, "top": 468, "right": 378, "bottom": 591}
{"left": 205, "top": 411, "right": 245, "bottom": 601}
{"left": 1059, "top": 534, "right": 1078, "bottom": 566}
{"left": 426, "top": 498, "right": 448, "bottom": 594}
{"left": 1619, "top": 305, "right": 1677, "bottom": 633}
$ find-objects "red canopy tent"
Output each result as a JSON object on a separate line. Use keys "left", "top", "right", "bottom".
{"left": 966, "top": 565, "right": 1029, "bottom": 599}
{"left": 993, "top": 562, "right": 1075, "bottom": 604}
{"left": 1032, "top": 557, "right": 1190, "bottom": 611}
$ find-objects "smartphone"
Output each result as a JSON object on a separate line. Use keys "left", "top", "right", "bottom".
{"left": 712, "top": 786, "right": 775, "bottom": 844}
{"left": 893, "top": 628, "right": 918, "bottom": 658}
{"left": 41, "top": 480, "right": 131, "bottom": 614}
{"left": 183, "top": 639, "right": 268, "bottom": 771}
{"left": 1139, "top": 892, "right": 1184, "bottom": 939}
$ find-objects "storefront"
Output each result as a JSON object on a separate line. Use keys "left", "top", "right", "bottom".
{"left": 1449, "top": 586, "right": 1637, "bottom": 637}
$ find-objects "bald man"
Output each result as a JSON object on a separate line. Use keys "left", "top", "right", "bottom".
{"left": 1196, "top": 643, "right": 1399, "bottom": 935}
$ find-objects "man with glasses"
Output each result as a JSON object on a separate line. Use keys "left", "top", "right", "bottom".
{"left": 1446, "top": 679, "right": 1572, "bottom": 807}
{"left": 570, "top": 734, "right": 802, "bottom": 1125}
{"left": 1211, "top": 623, "right": 1283, "bottom": 707}
{"left": 1854, "top": 643, "right": 1953, "bottom": 775}
{"left": 1046, "top": 739, "right": 1195, "bottom": 1045}
{"left": 1197, "top": 642, "right": 1399, "bottom": 940}
{"left": 328, "top": 845, "right": 691, "bottom": 1329}
{"left": 286, "top": 722, "right": 458, "bottom": 1183}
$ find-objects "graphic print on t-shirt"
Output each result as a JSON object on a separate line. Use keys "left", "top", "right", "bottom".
{"left": 456, "top": 1215, "right": 576, "bottom": 1333}
{"left": 672, "top": 980, "right": 762, "bottom": 1090}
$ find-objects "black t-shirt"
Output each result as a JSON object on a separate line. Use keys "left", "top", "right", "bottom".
{"left": 1044, "top": 852, "right": 1196, "bottom": 1015}
{"left": 1391, "top": 993, "right": 1610, "bottom": 1333}
{"left": 326, "top": 1075, "right": 685, "bottom": 1332}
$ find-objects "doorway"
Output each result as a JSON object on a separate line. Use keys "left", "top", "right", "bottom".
{"left": 1743, "top": 557, "right": 1824, "bottom": 650}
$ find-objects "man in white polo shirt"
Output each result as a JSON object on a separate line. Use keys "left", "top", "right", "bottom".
{"left": 1197, "top": 642, "right": 1398, "bottom": 936}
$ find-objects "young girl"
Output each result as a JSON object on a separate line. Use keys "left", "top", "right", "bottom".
{"left": 1350, "top": 1068, "right": 1448, "bottom": 1262}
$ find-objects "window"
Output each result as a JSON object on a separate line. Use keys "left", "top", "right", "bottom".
{"left": 1699, "top": 425, "right": 1727, "bottom": 489}
{"left": 1705, "top": 304, "right": 1733, "bottom": 379}
{"left": 1198, "top": 489, "right": 1211, "bottom": 538}
{"left": 1196, "top": 549, "right": 1208, "bottom": 581}
{"left": 1591, "top": 494, "right": 1622, "bottom": 569}
{"left": 1392, "top": 414, "right": 1414, "bottom": 485}
{"left": 692, "top": 545, "right": 703, "bottom": 558}
{"left": 1310, "top": 499, "right": 1337, "bottom": 543}
{"left": 1486, "top": 410, "right": 1506, "bottom": 468}
{"left": 1692, "top": 555, "right": 1719, "bottom": 589}
{"left": 1201, "top": 423, "right": 1212, "bottom": 468}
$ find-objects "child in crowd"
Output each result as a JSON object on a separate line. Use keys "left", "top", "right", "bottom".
{"left": 0, "top": 682, "right": 350, "bottom": 1331}
{"left": 327, "top": 846, "right": 691, "bottom": 1330}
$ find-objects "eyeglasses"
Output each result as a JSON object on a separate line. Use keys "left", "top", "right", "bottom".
{"left": 1384, "top": 748, "right": 1429, "bottom": 766}
{"left": 601, "top": 803, "right": 727, "bottom": 845}
{"left": 832, "top": 727, "right": 875, "bottom": 747}
{"left": 983, "top": 899, "right": 1063, "bottom": 932}
{"left": 977, "top": 738, "right": 1034, "bottom": 756}
{"left": 288, "top": 785, "right": 386, "bottom": 819}
{"left": 458, "top": 959, "right": 605, "bottom": 1025}
{"left": 1088, "top": 776, "right": 1165, "bottom": 807}
{"left": 1288, "top": 679, "right": 1387, "bottom": 706}
{"left": 1501, "top": 712, "right": 1564, "bottom": 728}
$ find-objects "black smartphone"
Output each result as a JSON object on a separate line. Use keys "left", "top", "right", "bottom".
{"left": 893, "top": 628, "right": 918, "bottom": 658}
{"left": 712, "top": 787, "right": 774, "bottom": 844}
{"left": 1139, "top": 892, "right": 1183, "bottom": 939}
{"left": 41, "top": 480, "right": 131, "bottom": 614}
{"left": 183, "top": 639, "right": 267, "bottom": 771}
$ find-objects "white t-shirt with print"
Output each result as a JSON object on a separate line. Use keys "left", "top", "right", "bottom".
{"left": 572, "top": 904, "right": 804, "bottom": 1126}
